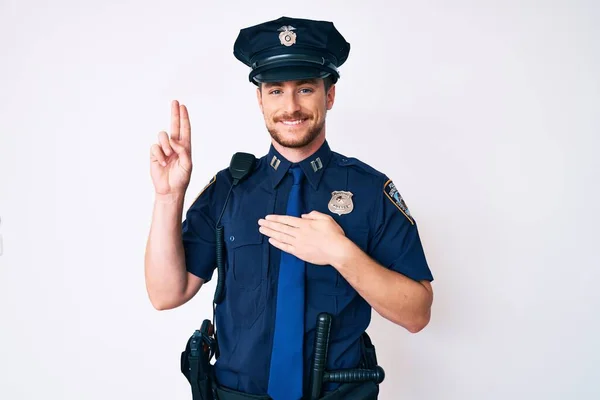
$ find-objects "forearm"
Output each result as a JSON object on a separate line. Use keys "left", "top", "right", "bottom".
{"left": 144, "top": 192, "right": 189, "bottom": 308}
{"left": 332, "top": 239, "right": 433, "bottom": 333}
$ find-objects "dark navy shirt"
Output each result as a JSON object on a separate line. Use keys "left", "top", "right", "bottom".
{"left": 181, "top": 140, "right": 433, "bottom": 395}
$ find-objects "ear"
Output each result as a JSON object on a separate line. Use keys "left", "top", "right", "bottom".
{"left": 256, "top": 86, "right": 264, "bottom": 112}
{"left": 326, "top": 84, "right": 336, "bottom": 111}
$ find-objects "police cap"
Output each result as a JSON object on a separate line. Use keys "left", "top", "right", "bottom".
{"left": 233, "top": 16, "right": 351, "bottom": 85}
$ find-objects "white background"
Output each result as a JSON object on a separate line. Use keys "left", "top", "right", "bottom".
{"left": 1, "top": 0, "right": 599, "bottom": 399}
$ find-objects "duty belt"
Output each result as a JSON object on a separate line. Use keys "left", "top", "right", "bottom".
{"left": 215, "top": 381, "right": 379, "bottom": 400}
{"left": 181, "top": 313, "right": 384, "bottom": 400}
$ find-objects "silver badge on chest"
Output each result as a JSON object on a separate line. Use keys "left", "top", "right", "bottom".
{"left": 328, "top": 191, "right": 354, "bottom": 216}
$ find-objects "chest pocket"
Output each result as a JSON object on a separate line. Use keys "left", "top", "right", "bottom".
{"left": 225, "top": 219, "right": 268, "bottom": 328}
{"left": 228, "top": 222, "right": 265, "bottom": 289}
{"left": 307, "top": 227, "right": 370, "bottom": 295}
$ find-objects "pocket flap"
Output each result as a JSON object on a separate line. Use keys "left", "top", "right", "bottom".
{"left": 227, "top": 221, "right": 264, "bottom": 249}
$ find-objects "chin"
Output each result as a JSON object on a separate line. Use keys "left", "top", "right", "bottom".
{"left": 268, "top": 122, "right": 324, "bottom": 149}
{"left": 275, "top": 137, "right": 313, "bottom": 149}
{"left": 270, "top": 131, "right": 317, "bottom": 149}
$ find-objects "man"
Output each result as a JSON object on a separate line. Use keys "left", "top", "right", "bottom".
{"left": 145, "top": 16, "right": 434, "bottom": 400}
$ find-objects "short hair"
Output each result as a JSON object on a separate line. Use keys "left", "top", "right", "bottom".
{"left": 323, "top": 75, "right": 335, "bottom": 93}
{"left": 259, "top": 75, "right": 335, "bottom": 93}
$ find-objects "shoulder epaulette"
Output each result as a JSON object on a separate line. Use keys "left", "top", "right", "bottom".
{"left": 333, "top": 153, "right": 386, "bottom": 179}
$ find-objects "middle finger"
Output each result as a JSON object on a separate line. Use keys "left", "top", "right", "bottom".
{"left": 258, "top": 225, "right": 295, "bottom": 244}
{"left": 171, "top": 100, "right": 180, "bottom": 140}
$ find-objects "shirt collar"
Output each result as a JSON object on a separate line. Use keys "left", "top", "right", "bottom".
{"left": 267, "top": 140, "right": 333, "bottom": 190}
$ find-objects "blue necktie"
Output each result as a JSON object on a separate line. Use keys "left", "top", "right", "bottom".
{"left": 268, "top": 166, "right": 305, "bottom": 400}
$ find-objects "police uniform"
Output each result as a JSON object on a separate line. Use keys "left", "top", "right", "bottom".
{"left": 181, "top": 16, "right": 434, "bottom": 400}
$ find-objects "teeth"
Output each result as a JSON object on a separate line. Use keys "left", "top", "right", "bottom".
{"left": 282, "top": 120, "right": 304, "bottom": 125}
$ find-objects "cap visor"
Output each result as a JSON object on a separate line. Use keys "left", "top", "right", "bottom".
{"left": 252, "top": 66, "right": 331, "bottom": 83}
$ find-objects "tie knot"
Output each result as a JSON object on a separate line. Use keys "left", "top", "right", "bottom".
{"left": 289, "top": 166, "right": 304, "bottom": 185}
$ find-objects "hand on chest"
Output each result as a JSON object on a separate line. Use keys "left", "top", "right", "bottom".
{"left": 221, "top": 181, "right": 371, "bottom": 289}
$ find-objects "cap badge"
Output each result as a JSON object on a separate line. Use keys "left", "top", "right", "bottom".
{"left": 278, "top": 25, "right": 297, "bottom": 47}
{"left": 328, "top": 191, "right": 354, "bottom": 216}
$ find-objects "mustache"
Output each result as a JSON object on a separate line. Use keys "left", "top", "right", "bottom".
{"left": 274, "top": 111, "right": 311, "bottom": 122}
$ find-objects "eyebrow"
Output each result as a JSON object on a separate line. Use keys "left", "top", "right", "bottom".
{"left": 263, "top": 79, "right": 320, "bottom": 89}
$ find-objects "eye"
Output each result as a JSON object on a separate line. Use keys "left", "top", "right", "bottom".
{"left": 269, "top": 89, "right": 282, "bottom": 95}
{"left": 299, "top": 88, "right": 314, "bottom": 94}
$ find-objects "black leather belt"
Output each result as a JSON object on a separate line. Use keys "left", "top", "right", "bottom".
{"left": 215, "top": 385, "right": 270, "bottom": 400}
{"left": 215, "top": 382, "right": 378, "bottom": 400}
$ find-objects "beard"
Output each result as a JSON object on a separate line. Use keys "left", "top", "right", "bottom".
{"left": 266, "top": 110, "right": 326, "bottom": 149}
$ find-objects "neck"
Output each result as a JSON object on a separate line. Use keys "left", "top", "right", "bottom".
{"left": 272, "top": 131, "right": 326, "bottom": 163}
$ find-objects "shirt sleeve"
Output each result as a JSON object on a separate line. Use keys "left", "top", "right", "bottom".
{"left": 367, "top": 177, "right": 434, "bottom": 282}
{"left": 181, "top": 173, "right": 222, "bottom": 282}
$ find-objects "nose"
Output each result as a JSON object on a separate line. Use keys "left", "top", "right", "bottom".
{"left": 283, "top": 92, "right": 301, "bottom": 114}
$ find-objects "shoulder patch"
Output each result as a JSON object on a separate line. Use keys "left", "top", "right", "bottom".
{"left": 383, "top": 179, "right": 415, "bottom": 225}
{"left": 194, "top": 174, "right": 216, "bottom": 202}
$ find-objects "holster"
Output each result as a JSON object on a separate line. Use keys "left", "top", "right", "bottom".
{"left": 359, "top": 332, "right": 378, "bottom": 369}
{"left": 181, "top": 319, "right": 218, "bottom": 400}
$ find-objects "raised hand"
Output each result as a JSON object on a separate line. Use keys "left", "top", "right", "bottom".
{"left": 150, "top": 100, "right": 193, "bottom": 196}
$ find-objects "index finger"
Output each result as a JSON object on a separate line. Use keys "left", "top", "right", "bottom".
{"left": 264, "top": 214, "right": 304, "bottom": 228}
{"left": 180, "top": 104, "right": 191, "bottom": 144}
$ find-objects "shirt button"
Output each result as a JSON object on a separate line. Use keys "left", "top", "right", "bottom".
{"left": 229, "top": 236, "right": 235, "bottom": 242}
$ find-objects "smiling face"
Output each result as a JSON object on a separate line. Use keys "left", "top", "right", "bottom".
{"left": 256, "top": 77, "right": 335, "bottom": 149}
